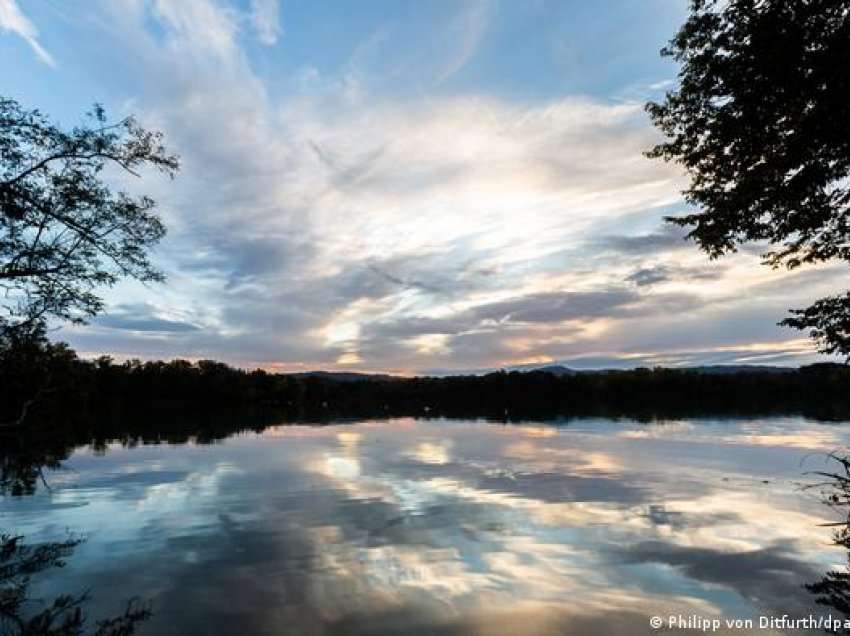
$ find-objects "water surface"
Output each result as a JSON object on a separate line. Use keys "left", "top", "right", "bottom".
{"left": 3, "top": 416, "right": 850, "bottom": 635}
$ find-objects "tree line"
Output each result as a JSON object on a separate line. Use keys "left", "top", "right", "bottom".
{"left": 4, "top": 326, "right": 850, "bottom": 434}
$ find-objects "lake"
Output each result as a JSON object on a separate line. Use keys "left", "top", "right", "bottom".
{"left": 3, "top": 416, "right": 850, "bottom": 635}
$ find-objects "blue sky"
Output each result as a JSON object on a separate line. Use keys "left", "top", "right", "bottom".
{"left": 1, "top": 0, "right": 842, "bottom": 373}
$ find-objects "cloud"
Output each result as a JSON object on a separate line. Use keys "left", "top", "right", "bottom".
{"left": 625, "top": 263, "right": 723, "bottom": 287}
{"left": 648, "top": 79, "right": 674, "bottom": 91}
{"left": 625, "top": 266, "right": 669, "bottom": 287}
{"left": 249, "top": 0, "right": 280, "bottom": 45}
{"left": 0, "top": 0, "right": 54, "bottom": 66}
{"left": 434, "top": 0, "right": 492, "bottom": 84}
{"left": 359, "top": 289, "right": 642, "bottom": 347}
{"left": 599, "top": 224, "right": 689, "bottom": 255}
{"left": 150, "top": 0, "right": 240, "bottom": 61}
{"left": 44, "top": 0, "right": 840, "bottom": 372}
{"left": 474, "top": 289, "right": 639, "bottom": 324}
{"left": 93, "top": 303, "right": 201, "bottom": 333}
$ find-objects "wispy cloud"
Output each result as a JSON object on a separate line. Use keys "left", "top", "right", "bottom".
{"left": 0, "top": 0, "right": 54, "bottom": 66}
{"left": 151, "top": 0, "right": 240, "bottom": 61}
{"left": 434, "top": 0, "right": 493, "bottom": 84}
{"left": 92, "top": 303, "right": 201, "bottom": 333}
{"left": 250, "top": 0, "right": 280, "bottom": 45}
{"left": 22, "top": 0, "right": 837, "bottom": 371}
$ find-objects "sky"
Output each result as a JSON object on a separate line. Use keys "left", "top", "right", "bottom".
{"left": 0, "top": 0, "right": 844, "bottom": 374}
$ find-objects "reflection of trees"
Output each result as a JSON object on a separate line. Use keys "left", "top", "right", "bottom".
{"left": 0, "top": 533, "right": 150, "bottom": 636}
{"left": 0, "top": 433, "right": 69, "bottom": 497}
{"left": 806, "top": 454, "right": 850, "bottom": 630}
{"left": 0, "top": 408, "right": 287, "bottom": 635}
{"left": 0, "top": 409, "right": 283, "bottom": 497}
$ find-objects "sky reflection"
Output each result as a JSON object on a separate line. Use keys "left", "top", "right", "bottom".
{"left": 2, "top": 417, "right": 848, "bottom": 635}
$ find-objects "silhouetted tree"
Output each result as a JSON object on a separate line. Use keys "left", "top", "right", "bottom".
{"left": 0, "top": 97, "right": 178, "bottom": 334}
{"left": 646, "top": 0, "right": 850, "bottom": 358}
{"left": 0, "top": 323, "right": 83, "bottom": 427}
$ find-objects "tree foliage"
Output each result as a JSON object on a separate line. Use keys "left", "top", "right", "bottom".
{"left": 2, "top": 329, "right": 850, "bottom": 434}
{"left": 0, "top": 97, "right": 178, "bottom": 333}
{"left": 646, "top": 0, "right": 850, "bottom": 357}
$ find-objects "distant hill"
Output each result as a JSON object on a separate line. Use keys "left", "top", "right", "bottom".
{"left": 291, "top": 364, "right": 800, "bottom": 381}
{"left": 287, "top": 371, "right": 402, "bottom": 382}
{"left": 528, "top": 365, "right": 578, "bottom": 376}
{"left": 682, "top": 365, "right": 796, "bottom": 375}
{"left": 524, "top": 364, "right": 797, "bottom": 376}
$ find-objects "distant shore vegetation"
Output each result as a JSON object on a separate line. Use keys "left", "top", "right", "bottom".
{"left": 3, "top": 326, "right": 850, "bottom": 435}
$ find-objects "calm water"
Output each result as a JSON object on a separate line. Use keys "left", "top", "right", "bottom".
{"left": 3, "top": 416, "right": 850, "bottom": 635}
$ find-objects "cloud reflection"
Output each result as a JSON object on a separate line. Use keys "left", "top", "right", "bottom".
{"left": 4, "top": 416, "right": 846, "bottom": 634}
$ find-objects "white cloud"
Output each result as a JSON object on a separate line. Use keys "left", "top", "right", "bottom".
{"left": 151, "top": 0, "right": 240, "bottom": 61}
{"left": 0, "top": 0, "right": 54, "bottom": 66}
{"left": 52, "top": 0, "right": 838, "bottom": 371}
{"left": 434, "top": 0, "right": 492, "bottom": 84}
{"left": 250, "top": 0, "right": 280, "bottom": 45}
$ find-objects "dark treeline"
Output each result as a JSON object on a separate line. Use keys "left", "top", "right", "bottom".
{"left": 3, "top": 327, "right": 850, "bottom": 434}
